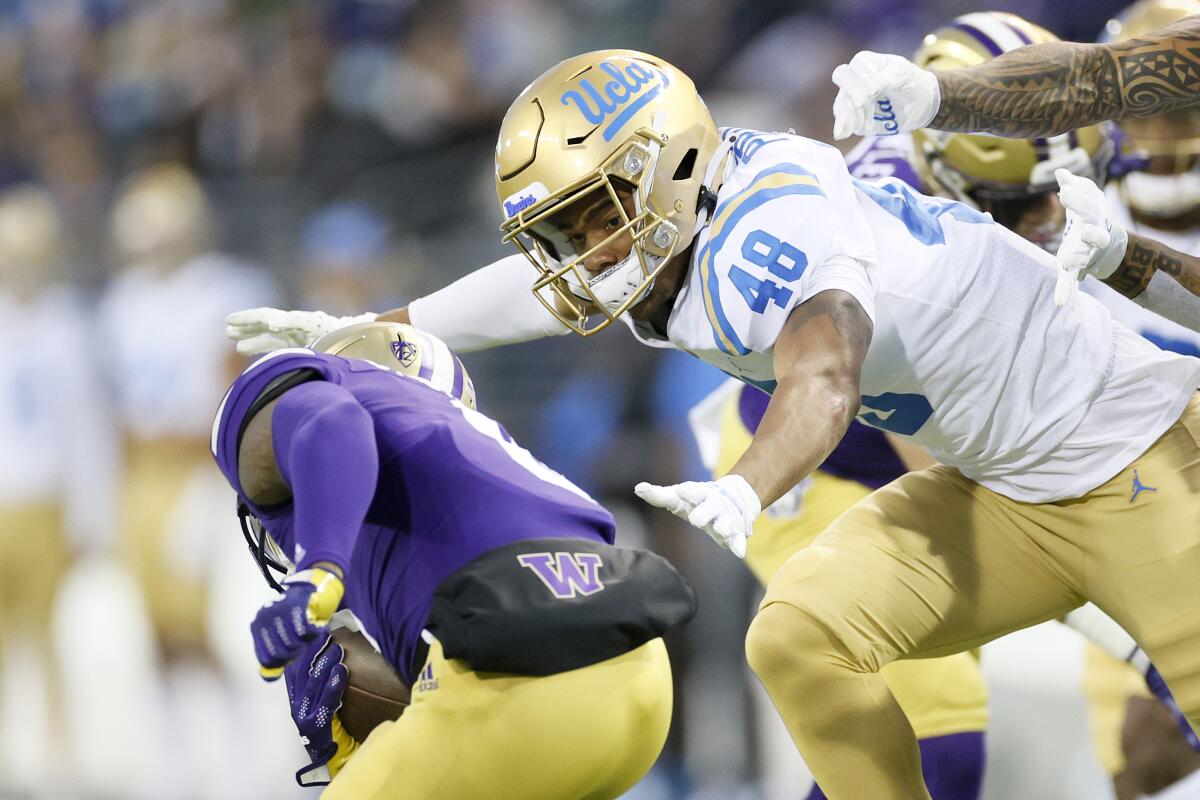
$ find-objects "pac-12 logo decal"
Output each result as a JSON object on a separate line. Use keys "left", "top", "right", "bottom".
{"left": 517, "top": 552, "right": 605, "bottom": 599}
{"left": 391, "top": 336, "right": 418, "bottom": 367}
{"left": 560, "top": 61, "right": 670, "bottom": 142}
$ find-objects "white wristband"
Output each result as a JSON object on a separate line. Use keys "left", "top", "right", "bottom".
{"left": 1133, "top": 269, "right": 1200, "bottom": 334}
{"left": 407, "top": 254, "right": 570, "bottom": 352}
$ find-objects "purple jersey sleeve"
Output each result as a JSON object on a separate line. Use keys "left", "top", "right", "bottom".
{"left": 846, "top": 136, "right": 922, "bottom": 190}
{"left": 271, "top": 380, "right": 379, "bottom": 572}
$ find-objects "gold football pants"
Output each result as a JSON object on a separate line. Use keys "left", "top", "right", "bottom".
{"left": 324, "top": 638, "right": 673, "bottom": 800}
{"left": 747, "top": 395, "right": 1200, "bottom": 800}
{"left": 713, "top": 397, "right": 988, "bottom": 741}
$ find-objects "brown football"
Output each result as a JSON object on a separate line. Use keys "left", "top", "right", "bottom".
{"left": 331, "top": 627, "right": 411, "bottom": 742}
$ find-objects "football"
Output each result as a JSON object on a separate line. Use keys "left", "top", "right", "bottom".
{"left": 331, "top": 627, "right": 412, "bottom": 742}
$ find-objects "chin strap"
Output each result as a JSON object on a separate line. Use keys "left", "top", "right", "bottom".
{"left": 693, "top": 136, "right": 736, "bottom": 236}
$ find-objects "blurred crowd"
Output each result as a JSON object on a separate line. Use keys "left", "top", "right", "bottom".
{"left": 0, "top": 0, "right": 1144, "bottom": 798}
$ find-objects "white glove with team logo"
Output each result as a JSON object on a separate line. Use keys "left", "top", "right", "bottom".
{"left": 225, "top": 308, "right": 378, "bottom": 356}
{"left": 1053, "top": 168, "right": 1129, "bottom": 307}
{"left": 831, "top": 51, "right": 941, "bottom": 140}
{"left": 634, "top": 474, "right": 761, "bottom": 558}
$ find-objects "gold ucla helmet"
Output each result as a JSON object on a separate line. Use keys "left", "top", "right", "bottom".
{"left": 0, "top": 185, "right": 63, "bottom": 296}
{"left": 312, "top": 321, "right": 477, "bottom": 410}
{"left": 1104, "top": 0, "right": 1200, "bottom": 218}
{"left": 496, "top": 49, "right": 719, "bottom": 335}
{"left": 110, "top": 163, "right": 214, "bottom": 268}
{"left": 911, "top": 13, "right": 1113, "bottom": 211}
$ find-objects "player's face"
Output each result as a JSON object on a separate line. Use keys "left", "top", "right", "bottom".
{"left": 978, "top": 191, "right": 1065, "bottom": 252}
{"left": 1011, "top": 192, "right": 1065, "bottom": 252}
{"left": 546, "top": 187, "right": 638, "bottom": 276}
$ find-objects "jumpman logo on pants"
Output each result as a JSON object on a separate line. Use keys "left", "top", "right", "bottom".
{"left": 1130, "top": 469, "right": 1157, "bottom": 504}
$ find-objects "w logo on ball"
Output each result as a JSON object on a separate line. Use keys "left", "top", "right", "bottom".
{"left": 517, "top": 552, "right": 605, "bottom": 599}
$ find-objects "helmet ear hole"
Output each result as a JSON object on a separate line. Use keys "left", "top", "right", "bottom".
{"left": 673, "top": 148, "right": 699, "bottom": 181}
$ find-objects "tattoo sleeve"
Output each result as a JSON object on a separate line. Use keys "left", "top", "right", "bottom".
{"left": 930, "top": 15, "right": 1200, "bottom": 138}
{"left": 1106, "top": 232, "right": 1200, "bottom": 298}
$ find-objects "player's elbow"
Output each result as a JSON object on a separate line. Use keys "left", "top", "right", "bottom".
{"left": 778, "top": 363, "right": 860, "bottom": 428}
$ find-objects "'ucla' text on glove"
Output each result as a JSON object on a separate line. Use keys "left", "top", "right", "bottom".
{"left": 831, "top": 51, "right": 941, "bottom": 140}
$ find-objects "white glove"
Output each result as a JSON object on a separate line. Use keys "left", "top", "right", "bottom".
{"left": 225, "top": 308, "right": 378, "bottom": 356}
{"left": 634, "top": 474, "right": 761, "bottom": 558}
{"left": 1053, "top": 168, "right": 1129, "bottom": 307}
{"left": 831, "top": 51, "right": 941, "bottom": 140}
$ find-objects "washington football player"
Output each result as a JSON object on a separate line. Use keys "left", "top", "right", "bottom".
{"left": 212, "top": 322, "right": 694, "bottom": 799}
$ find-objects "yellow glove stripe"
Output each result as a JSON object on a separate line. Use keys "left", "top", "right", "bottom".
{"left": 327, "top": 716, "right": 360, "bottom": 779}
{"left": 285, "top": 567, "right": 346, "bottom": 627}
{"left": 305, "top": 568, "right": 345, "bottom": 627}
{"left": 259, "top": 664, "right": 285, "bottom": 681}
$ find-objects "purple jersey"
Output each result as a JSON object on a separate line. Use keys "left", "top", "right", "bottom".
{"left": 212, "top": 349, "right": 615, "bottom": 683}
{"left": 845, "top": 135, "right": 923, "bottom": 189}
{"left": 737, "top": 386, "right": 906, "bottom": 490}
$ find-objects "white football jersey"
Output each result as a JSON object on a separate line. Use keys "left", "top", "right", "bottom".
{"left": 628, "top": 129, "right": 1200, "bottom": 502}
{"left": 97, "top": 253, "right": 279, "bottom": 440}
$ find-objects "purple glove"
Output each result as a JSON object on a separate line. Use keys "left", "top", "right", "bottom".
{"left": 250, "top": 568, "right": 344, "bottom": 681}
{"left": 1145, "top": 664, "right": 1200, "bottom": 750}
{"left": 285, "top": 637, "right": 359, "bottom": 787}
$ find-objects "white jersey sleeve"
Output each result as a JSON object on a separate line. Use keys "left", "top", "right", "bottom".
{"left": 699, "top": 132, "right": 878, "bottom": 356}
{"left": 407, "top": 254, "right": 571, "bottom": 352}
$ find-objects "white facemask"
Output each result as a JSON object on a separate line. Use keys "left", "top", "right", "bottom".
{"left": 1122, "top": 170, "right": 1200, "bottom": 217}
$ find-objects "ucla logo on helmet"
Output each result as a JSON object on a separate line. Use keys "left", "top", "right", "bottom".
{"left": 559, "top": 60, "right": 671, "bottom": 143}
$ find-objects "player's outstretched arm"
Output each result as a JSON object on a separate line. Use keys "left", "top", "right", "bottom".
{"left": 380, "top": 253, "right": 571, "bottom": 352}
{"left": 933, "top": 15, "right": 1200, "bottom": 137}
{"left": 634, "top": 289, "right": 871, "bottom": 558}
{"left": 832, "top": 16, "right": 1200, "bottom": 140}
{"left": 732, "top": 290, "right": 872, "bottom": 507}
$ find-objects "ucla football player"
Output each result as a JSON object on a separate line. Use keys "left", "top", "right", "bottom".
{"left": 212, "top": 321, "right": 694, "bottom": 799}
{"left": 227, "top": 48, "right": 1200, "bottom": 798}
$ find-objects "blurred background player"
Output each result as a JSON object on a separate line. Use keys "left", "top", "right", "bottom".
{"left": 214, "top": 322, "right": 691, "bottom": 798}
{"left": 90, "top": 162, "right": 286, "bottom": 796}
{"left": 0, "top": 184, "right": 114, "bottom": 794}
{"left": 297, "top": 201, "right": 406, "bottom": 318}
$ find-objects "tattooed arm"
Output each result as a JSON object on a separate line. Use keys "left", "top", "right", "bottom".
{"left": 931, "top": 15, "right": 1200, "bottom": 137}
{"left": 1104, "top": 234, "right": 1200, "bottom": 332}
